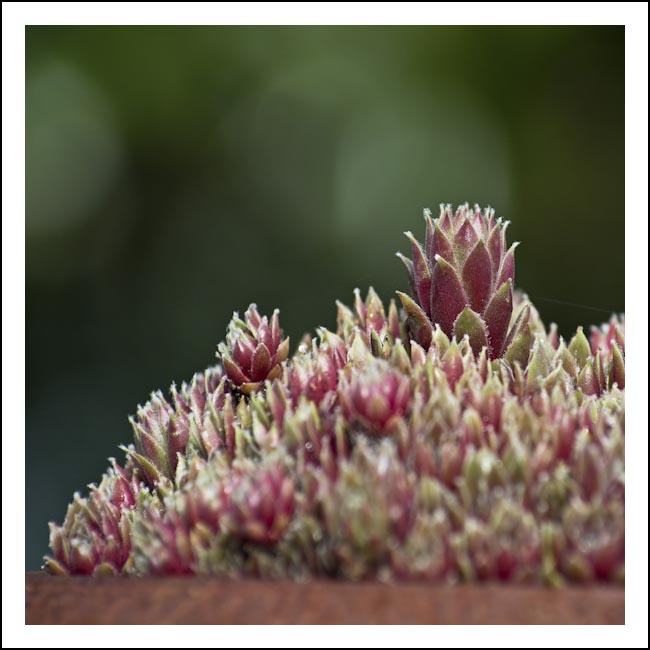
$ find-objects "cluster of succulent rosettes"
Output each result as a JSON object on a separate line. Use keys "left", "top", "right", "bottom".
{"left": 46, "top": 204, "right": 625, "bottom": 585}
{"left": 337, "top": 287, "right": 402, "bottom": 357}
{"left": 218, "top": 304, "right": 290, "bottom": 394}
{"left": 123, "top": 367, "right": 224, "bottom": 485}
{"left": 130, "top": 458, "right": 296, "bottom": 575}
{"left": 589, "top": 316, "right": 625, "bottom": 390}
{"left": 397, "top": 204, "right": 523, "bottom": 359}
{"left": 45, "top": 460, "right": 151, "bottom": 576}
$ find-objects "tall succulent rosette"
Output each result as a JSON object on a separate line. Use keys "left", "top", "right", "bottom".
{"left": 397, "top": 204, "right": 522, "bottom": 358}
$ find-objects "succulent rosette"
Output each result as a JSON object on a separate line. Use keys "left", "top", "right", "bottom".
{"left": 218, "top": 304, "right": 290, "bottom": 394}
{"left": 285, "top": 332, "right": 345, "bottom": 407}
{"left": 337, "top": 287, "right": 402, "bottom": 357}
{"left": 45, "top": 202, "right": 625, "bottom": 586}
{"left": 125, "top": 391, "right": 188, "bottom": 485}
{"left": 45, "top": 461, "right": 146, "bottom": 576}
{"left": 217, "top": 463, "right": 296, "bottom": 544}
{"left": 397, "top": 204, "right": 529, "bottom": 359}
{"left": 339, "top": 359, "right": 411, "bottom": 434}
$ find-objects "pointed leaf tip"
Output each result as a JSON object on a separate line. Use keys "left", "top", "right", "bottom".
{"left": 430, "top": 256, "right": 468, "bottom": 337}
{"left": 610, "top": 341, "right": 625, "bottom": 389}
{"left": 504, "top": 311, "right": 534, "bottom": 368}
{"left": 453, "top": 307, "right": 488, "bottom": 356}
{"left": 453, "top": 217, "right": 479, "bottom": 265}
{"left": 396, "top": 290, "right": 433, "bottom": 349}
{"left": 568, "top": 327, "right": 591, "bottom": 368}
{"left": 426, "top": 220, "right": 455, "bottom": 267}
{"left": 462, "top": 239, "right": 493, "bottom": 314}
{"left": 483, "top": 279, "right": 513, "bottom": 358}
{"left": 496, "top": 242, "right": 518, "bottom": 288}
{"left": 404, "top": 232, "right": 432, "bottom": 316}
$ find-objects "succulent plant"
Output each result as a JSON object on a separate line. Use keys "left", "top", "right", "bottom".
{"left": 320, "top": 441, "right": 415, "bottom": 579}
{"left": 284, "top": 332, "right": 345, "bottom": 407}
{"left": 339, "top": 358, "right": 411, "bottom": 434}
{"left": 453, "top": 499, "right": 541, "bottom": 582}
{"left": 337, "top": 287, "right": 402, "bottom": 357}
{"left": 218, "top": 304, "right": 290, "bottom": 394}
{"left": 396, "top": 204, "right": 526, "bottom": 359}
{"left": 45, "top": 461, "right": 146, "bottom": 576}
{"left": 217, "top": 462, "right": 296, "bottom": 544}
{"left": 125, "top": 391, "right": 188, "bottom": 485}
{"left": 558, "top": 497, "right": 625, "bottom": 582}
{"left": 46, "top": 202, "right": 625, "bottom": 586}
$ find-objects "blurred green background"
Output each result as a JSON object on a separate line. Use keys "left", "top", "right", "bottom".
{"left": 26, "top": 26, "right": 624, "bottom": 569}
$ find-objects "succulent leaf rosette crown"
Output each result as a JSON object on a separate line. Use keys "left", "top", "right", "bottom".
{"left": 46, "top": 203, "right": 625, "bottom": 585}
{"left": 219, "top": 305, "right": 290, "bottom": 394}
{"left": 397, "top": 204, "right": 521, "bottom": 358}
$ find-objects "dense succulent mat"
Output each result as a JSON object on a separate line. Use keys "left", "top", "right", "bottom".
{"left": 45, "top": 204, "right": 625, "bottom": 584}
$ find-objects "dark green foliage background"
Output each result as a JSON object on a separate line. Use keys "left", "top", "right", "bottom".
{"left": 26, "top": 26, "right": 624, "bottom": 569}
